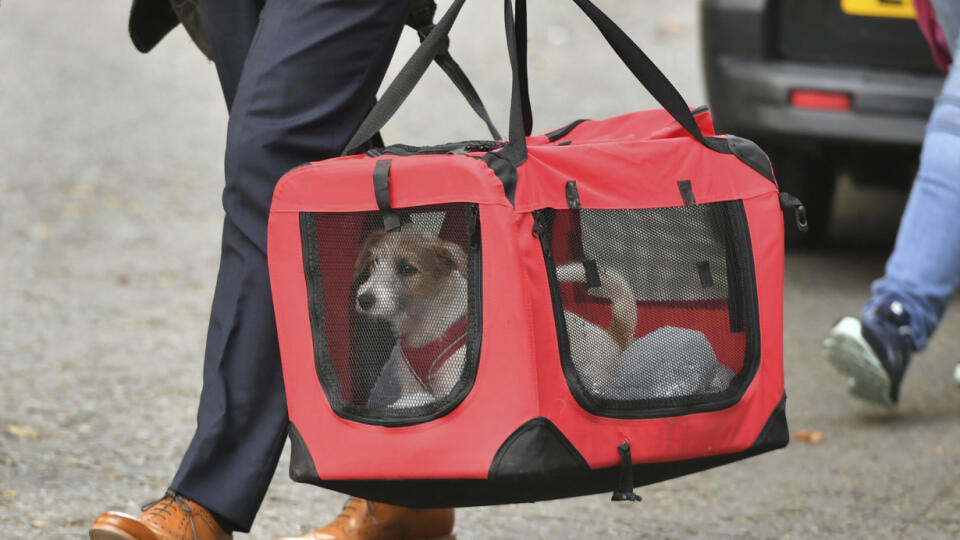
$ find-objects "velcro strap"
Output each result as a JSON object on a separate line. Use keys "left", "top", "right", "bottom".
{"left": 583, "top": 260, "right": 602, "bottom": 289}
{"left": 677, "top": 180, "right": 696, "bottom": 207}
{"left": 373, "top": 159, "right": 403, "bottom": 231}
{"left": 566, "top": 180, "right": 582, "bottom": 209}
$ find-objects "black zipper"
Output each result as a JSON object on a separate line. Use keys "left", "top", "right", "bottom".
{"left": 367, "top": 140, "right": 505, "bottom": 157}
{"left": 533, "top": 209, "right": 577, "bottom": 384}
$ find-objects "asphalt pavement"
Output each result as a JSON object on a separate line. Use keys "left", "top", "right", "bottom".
{"left": 1, "top": 1, "right": 959, "bottom": 538}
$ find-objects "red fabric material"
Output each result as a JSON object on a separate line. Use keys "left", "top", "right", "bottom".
{"left": 557, "top": 284, "right": 747, "bottom": 373}
{"left": 267, "top": 107, "right": 785, "bottom": 482}
{"left": 400, "top": 316, "right": 468, "bottom": 389}
{"left": 915, "top": 0, "right": 953, "bottom": 73}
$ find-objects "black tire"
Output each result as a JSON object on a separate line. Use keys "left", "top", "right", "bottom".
{"left": 765, "top": 146, "right": 836, "bottom": 249}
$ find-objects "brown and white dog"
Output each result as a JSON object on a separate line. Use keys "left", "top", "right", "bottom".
{"left": 354, "top": 224, "right": 637, "bottom": 407}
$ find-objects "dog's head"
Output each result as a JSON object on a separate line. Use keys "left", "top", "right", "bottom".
{"left": 353, "top": 225, "right": 468, "bottom": 322}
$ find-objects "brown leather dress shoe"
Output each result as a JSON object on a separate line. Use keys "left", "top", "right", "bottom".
{"left": 89, "top": 491, "right": 232, "bottom": 540}
{"left": 276, "top": 497, "right": 455, "bottom": 540}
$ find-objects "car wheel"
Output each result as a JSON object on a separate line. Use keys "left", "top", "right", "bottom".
{"left": 766, "top": 146, "right": 836, "bottom": 249}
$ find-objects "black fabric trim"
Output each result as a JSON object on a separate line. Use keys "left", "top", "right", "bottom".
{"left": 726, "top": 136, "right": 777, "bottom": 186}
{"left": 540, "top": 202, "right": 762, "bottom": 420}
{"left": 368, "top": 140, "right": 504, "bottom": 157}
{"left": 297, "top": 394, "right": 788, "bottom": 507}
{"left": 481, "top": 151, "right": 519, "bottom": 205}
{"left": 545, "top": 119, "right": 589, "bottom": 142}
{"left": 696, "top": 261, "right": 715, "bottom": 289}
{"left": 288, "top": 423, "right": 321, "bottom": 483}
{"left": 752, "top": 395, "right": 790, "bottom": 450}
{"left": 299, "top": 205, "right": 483, "bottom": 427}
{"left": 489, "top": 418, "right": 590, "bottom": 478}
{"left": 678, "top": 180, "right": 697, "bottom": 206}
{"left": 723, "top": 202, "right": 750, "bottom": 333}
{"left": 299, "top": 213, "right": 337, "bottom": 417}
{"left": 703, "top": 136, "right": 734, "bottom": 154}
{"left": 565, "top": 180, "right": 582, "bottom": 209}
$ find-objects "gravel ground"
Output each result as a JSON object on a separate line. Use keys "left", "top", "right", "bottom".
{"left": 2, "top": 1, "right": 959, "bottom": 539}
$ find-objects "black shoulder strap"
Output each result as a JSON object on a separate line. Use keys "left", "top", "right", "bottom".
{"left": 418, "top": 27, "right": 502, "bottom": 141}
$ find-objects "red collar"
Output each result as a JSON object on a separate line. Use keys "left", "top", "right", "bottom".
{"left": 400, "top": 316, "right": 468, "bottom": 390}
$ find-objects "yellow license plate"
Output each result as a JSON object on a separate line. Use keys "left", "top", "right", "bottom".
{"left": 841, "top": 0, "right": 917, "bottom": 19}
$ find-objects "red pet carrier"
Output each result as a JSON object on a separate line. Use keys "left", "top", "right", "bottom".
{"left": 268, "top": 0, "right": 797, "bottom": 507}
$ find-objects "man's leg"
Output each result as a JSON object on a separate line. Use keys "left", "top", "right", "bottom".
{"left": 169, "top": 0, "right": 412, "bottom": 532}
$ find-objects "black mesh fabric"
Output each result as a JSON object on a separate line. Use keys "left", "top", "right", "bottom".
{"left": 300, "top": 205, "right": 480, "bottom": 425}
{"left": 543, "top": 202, "right": 756, "bottom": 415}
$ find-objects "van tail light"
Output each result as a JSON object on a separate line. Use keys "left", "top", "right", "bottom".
{"left": 790, "top": 89, "right": 852, "bottom": 111}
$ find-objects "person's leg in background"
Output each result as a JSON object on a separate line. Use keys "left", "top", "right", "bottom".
{"left": 824, "top": 25, "right": 960, "bottom": 407}
{"left": 92, "top": 1, "right": 454, "bottom": 539}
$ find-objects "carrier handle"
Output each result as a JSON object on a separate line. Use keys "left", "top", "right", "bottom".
{"left": 563, "top": 0, "right": 707, "bottom": 145}
{"left": 511, "top": 0, "right": 708, "bottom": 145}
{"left": 345, "top": 0, "right": 528, "bottom": 158}
{"left": 346, "top": 0, "right": 711, "bottom": 159}
{"left": 407, "top": 0, "right": 503, "bottom": 141}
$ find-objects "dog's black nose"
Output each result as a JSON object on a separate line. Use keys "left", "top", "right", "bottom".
{"left": 357, "top": 292, "right": 376, "bottom": 311}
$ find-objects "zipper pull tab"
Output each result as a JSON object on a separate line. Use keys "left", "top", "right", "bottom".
{"left": 611, "top": 442, "right": 642, "bottom": 503}
{"left": 779, "top": 192, "right": 808, "bottom": 233}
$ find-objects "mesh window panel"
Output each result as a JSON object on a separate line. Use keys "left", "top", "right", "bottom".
{"left": 300, "top": 204, "right": 481, "bottom": 426}
{"left": 541, "top": 202, "right": 758, "bottom": 416}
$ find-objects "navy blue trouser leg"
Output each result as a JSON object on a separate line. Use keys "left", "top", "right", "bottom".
{"left": 169, "top": 0, "right": 411, "bottom": 532}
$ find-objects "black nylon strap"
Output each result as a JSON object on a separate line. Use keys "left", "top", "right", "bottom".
{"left": 569, "top": 0, "right": 706, "bottom": 145}
{"left": 432, "top": 49, "right": 502, "bottom": 140}
{"left": 515, "top": 0, "right": 532, "bottom": 136}
{"left": 373, "top": 159, "right": 403, "bottom": 231}
{"left": 348, "top": 0, "right": 710, "bottom": 185}
{"left": 496, "top": 0, "right": 529, "bottom": 167}
{"left": 345, "top": 0, "right": 469, "bottom": 155}
{"left": 409, "top": 1, "right": 502, "bottom": 141}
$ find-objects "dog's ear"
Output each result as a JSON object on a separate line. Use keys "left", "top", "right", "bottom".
{"left": 432, "top": 240, "right": 468, "bottom": 278}
{"left": 354, "top": 230, "right": 386, "bottom": 279}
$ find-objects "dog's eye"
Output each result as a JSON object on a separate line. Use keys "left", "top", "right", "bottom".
{"left": 356, "top": 264, "right": 371, "bottom": 284}
{"left": 396, "top": 261, "right": 419, "bottom": 277}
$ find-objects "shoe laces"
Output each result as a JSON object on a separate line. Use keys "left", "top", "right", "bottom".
{"left": 141, "top": 490, "right": 201, "bottom": 540}
{"left": 333, "top": 498, "right": 379, "bottom": 527}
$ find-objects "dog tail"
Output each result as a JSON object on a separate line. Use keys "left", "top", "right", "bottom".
{"left": 555, "top": 262, "right": 637, "bottom": 351}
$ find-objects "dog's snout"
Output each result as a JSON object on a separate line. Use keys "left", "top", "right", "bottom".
{"left": 357, "top": 292, "right": 376, "bottom": 311}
